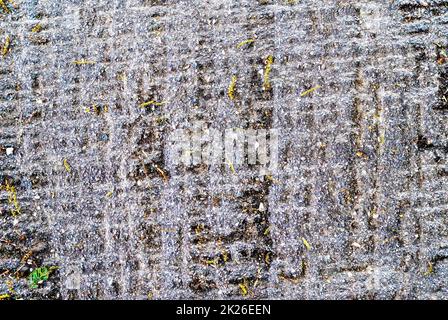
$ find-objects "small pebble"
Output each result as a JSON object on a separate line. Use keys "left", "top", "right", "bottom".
{"left": 6, "top": 147, "right": 14, "bottom": 155}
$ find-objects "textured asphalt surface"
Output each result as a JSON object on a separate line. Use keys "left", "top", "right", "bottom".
{"left": 1, "top": 0, "right": 448, "bottom": 299}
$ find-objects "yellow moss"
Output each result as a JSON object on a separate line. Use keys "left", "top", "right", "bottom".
{"left": 31, "top": 23, "right": 42, "bottom": 33}
{"left": 195, "top": 224, "right": 204, "bottom": 235}
{"left": 117, "top": 72, "right": 127, "bottom": 84}
{"left": 140, "top": 100, "right": 166, "bottom": 108}
{"left": 3, "top": 180, "right": 20, "bottom": 217}
{"left": 226, "top": 158, "right": 236, "bottom": 174}
{"left": 2, "top": 35, "right": 10, "bottom": 57}
{"left": 0, "top": 0, "right": 10, "bottom": 13}
{"left": 263, "top": 55, "right": 274, "bottom": 91}
{"left": 73, "top": 59, "right": 96, "bottom": 65}
{"left": 424, "top": 262, "right": 433, "bottom": 276}
{"left": 302, "top": 237, "right": 311, "bottom": 251}
{"left": 0, "top": 294, "right": 10, "bottom": 300}
{"left": 300, "top": 85, "right": 321, "bottom": 97}
{"left": 263, "top": 226, "right": 270, "bottom": 236}
{"left": 63, "top": 159, "right": 71, "bottom": 173}
{"left": 356, "top": 151, "right": 368, "bottom": 159}
{"left": 222, "top": 251, "right": 229, "bottom": 263}
{"left": 236, "top": 39, "right": 254, "bottom": 49}
{"left": 265, "top": 252, "right": 271, "bottom": 264}
{"left": 205, "top": 257, "right": 219, "bottom": 266}
{"left": 228, "top": 75, "right": 237, "bottom": 100}
{"left": 239, "top": 281, "right": 248, "bottom": 296}
{"left": 378, "top": 133, "right": 385, "bottom": 146}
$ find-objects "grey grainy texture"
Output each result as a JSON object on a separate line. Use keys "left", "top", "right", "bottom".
{"left": 0, "top": 0, "right": 447, "bottom": 300}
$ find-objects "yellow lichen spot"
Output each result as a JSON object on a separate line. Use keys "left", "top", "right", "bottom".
{"left": 300, "top": 85, "right": 321, "bottom": 97}
{"left": 263, "top": 55, "right": 274, "bottom": 91}
{"left": 140, "top": 101, "right": 166, "bottom": 108}
{"left": 302, "top": 237, "right": 311, "bottom": 251}
{"left": 106, "top": 191, "right": 113, "bottom": 198}
{"left": 63, "top": 159, "right": 71, "bottom": 173}
{"left": 236, "top": 39, "right": 254, "bottom": 49}
{"left": 84, "top": 106, "right": 91, "bottom": 113}
{"left": 228, "top": 75, "right": 237, "bottom": 100}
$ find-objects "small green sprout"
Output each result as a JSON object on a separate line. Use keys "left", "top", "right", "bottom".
{"left": 28, "top": 266, "right": 58, "bottom": 289}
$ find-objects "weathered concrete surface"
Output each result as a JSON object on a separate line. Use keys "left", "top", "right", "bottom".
{"left": 0, "top": 0, "right": 448, "bottom": 299}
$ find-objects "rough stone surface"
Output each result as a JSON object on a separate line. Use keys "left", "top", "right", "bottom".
{"left": 0, "top": 0, "right": 448, "bottom": 299}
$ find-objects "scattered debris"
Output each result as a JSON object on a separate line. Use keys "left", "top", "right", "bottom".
{"left": 300, "top": 85, "right": 321, "bottom": 97}
{"left": 436, "top": 43, "right": 447, "bottom": 65}
{"left": 236, "top": 39, "right": 254, "bottom": 49}
{"left": 154, "top": 164, "right": 169, "bottom": 182}
{"left": 228, "top": 75, "right": 237, "bottom": 100}
{"left": 263, "top": 55, "right": 274, "bottom": 91}
{"left": 6, "top": 146, "right": 13, "bottom": 155}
